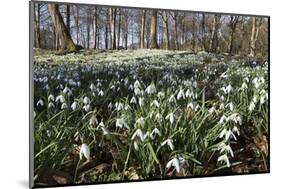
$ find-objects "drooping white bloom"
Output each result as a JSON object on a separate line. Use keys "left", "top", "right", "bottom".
{"left": 232, "top": 126, "right": 240, "bottom": 136}
{"left": 138, "top": 97, "right": 144, "bottom": 107}
{"left": 219, "top": 128, "right": 237, "bottom": 141}
{"left": 177, "top": 89, "right": 185, "bottom": 100}
{"left": 168, "top": 94, "right": 176, "bottom": 104}
{"left": 145, "top": 83, "right": 157, "bottom": 94}
{"left": 208, "top": 107, "right": 216, "bottom": 114}
{"left": 134, "top": 87, "right": 143, "bottom": 96}
{"left": 115, "top": 102, "right": 124, "bottom": 111}
{"left": 165, "top": 112, "right": 175, "bottom": 124}
{"left": 36, "top": 99, "right": 44, "bottom": 107}
{"left": 150, "top": 99, "right": 160, "bottom": 108}
{"left": 130, "top": 96, "right": 137, "bottom": 104}
{"left": 48, "top": 94, "right": 54, "bottom": 102}
{"left": 166, "top": 158, "right": 180, "bottom": 173}
{"left": 131, "top": 129, "right": 145, "bottom": 142}
{"left": 219, "top": 115, "right": 228, "bottom": 124}
{"left": 89, "top": 83, "right": 95, "bottom": 91}
{"left": 187, "top": 102, "right": 195, "bottom": 110}
{"left": 89, "top": 116, "right": 98, "bottom": 126}
{"left": 63, "top": 86, "right": 70, "bottom": 94}
{"left": 133, "top": 141, "right": 139, "bottom": 151}
{"left": 155, "top": 112, "right": 163, "bottom": 122}
{"left": 161, "top": 138, "right": 174, "bottom": 150}
{"left": 134, "top": 80, "right": 141, "bottom": 89}
{"left": 157, "top": 91, "right": 165, "bottom": 99}
{"left": 218, "top": 143, "right": 234, "bottom": 157}
{"left": 115, "top": 118, "right": 129, "bottom": 129}
{"left": 48, "top": 102, "right": 55, "bottom": 109}
{"left": 83, "top": 96, "right": 90, "bottom": 105}
{"left": 98, "top": 90, "right": 104, "bottom": 96}
{"left": 150, "top": 128, "right": 161, "bottom": 139}
{"left": 79, "top": 143, "right": 90, "bottom": 160}
{"left": 217, "top": 154, "right": 230, "bottom": 167}
{"left": 226, "top": 102, "right": 234, "bottom": 111}
{"left": 61, "top": 102, "right": 68, "bottom": 110}
{"left": 83, "top": 104, "right": 91, "bottom": 112}
{"left": 240, "top": 82, "right": 248, "bottom": 91}
{"left": 249, "top": 101, "right": 255, "bottom": 112}
{"left": 136, "top": 117, "right": 145, "bottom": 126}
{"left": 71, "top": 101, "right": 78, "bottom": 110}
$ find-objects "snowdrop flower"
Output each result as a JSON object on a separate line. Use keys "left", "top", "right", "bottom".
{"left": 218, "top": 143, "right": 234, "bottom": 157}
{"left": 130, "top": 96, "right": 137, "bottom": 104}
{"left": 177, "top": 89, "right": 185, "bottom": 100}
{"left": 115, "top": 102, "right": 124, "bottom": 111}
{"left": 134, "top": 87, "right": 143, "bottom": 96}
{"left": 139, "top": 97, "right": 144, "bottom": 107}
{"left": 217, "top": 154, "right": 230, "bottom": 167}
{"left": 61, "top": 103, "right": 68, "bottom": 110}
{"left": 219, "top": 128, "right": 237, "bottom": 141}
{"left": 187, "top": 102, "right": 195, "bottom": 110}
{"left": 48, "top": 102, "right": 55, "bottom": 109}
{"left": 219, "top": 115, "right": 228, "bottom": 124}
{"left": 150, "top": 100, "right": 160, "bottom": 108}
{"left": 157, "top": 91, "right": 165, "bottom": 99}
{"left": 89, "top": 83, "right": 95, "bottom": 91}
{"left": 240, "top": 82, "right": 248, "bottom": 91}
{"left": 131, "top": 129, "right": 145, "bottom": 142}
{"left": 136, "top": 117, "right": 145, "bottom": 126}
{"left": 63, "top": 86, "right": 70, "bottom": 94}
{"left": 116, "top": 118, "right": 129, "bottom": 129}
{"left": 71, "top": 101, "right": 78, "bottom": 110}
{"left": 226, "top": 102, "right": 234, "bottom": 111}
{"left": 150, "top": 128, "right": 161, "bottom": 139}
{"left": 79, "top": 143, "right": 90, "bottom": 160}
{"left": 165, "top": 112, "right": 175, "bottom": 124}
{"left": 208, "top": 107, "right": 216, "bottom": 114}
{"left": 98, "top": 90, "right": 104, "bottom": 96}
{"left": 232, "top": 126, "right": 240, "bottom": 136}
{"left": 134, "top": 80, "right": 141, "bottom": 89}
{"left": 166, "top": 158, "right": 180, "bottom": 173}
{"left": 36, "top": 99, "right": 44, "bottom": 107}
{"left": 260, "top": 95, "right": 266, "bottom": 105}
{"left": 83, "top": 96, "right": 90, "bottom": 104}
{"left": 83, "top": 104, "right": 91, "bottom": 112}
{"left": 48, "top": 94, "right": 54, "bottom": 102}
{"left": 249, "top": 101, "right": 255, "bottom": 112}
{"left": 155, "top": 112, "right": 163, "bottom": 122}
{"left": 133, "top": 141, "right": 139, "bottom": 151}
{"left": 168, "top": 94, "right": 176, "bottom": 104}
{"left": 55, "top": 95, "right": 65, "bottom": 103}
{"left": 161, "top": 139, "right": 174, "bottom": 150}
{"left": 89, "top": 116, "right": 98, "bottom": 126}
{"left": 108, "top": 102, "right": 113, "bottom": 110}
{"left": 145, "top": 83, "right": 157, "bottom": 94}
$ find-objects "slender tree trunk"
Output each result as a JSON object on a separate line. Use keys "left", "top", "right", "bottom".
{"left": 86, "top": 8, "right": 91, "bottom": 49}
{"left": 201, "top": 13, "right": 207, "bottom": 51}
{"left": 117, "top": 9, "right": 121, "bottom": 49}
{"left": 75, "top": 5, "right": 79, "bottom": 44}
{"left": 48, "top": 4, "right": 77, "bottom": 51}
{"left": 150, "top": 10, "right": 159, "bottom": 49}
{"left": 109, "top": 8, "right": 117, "bottom": 49}
{"left": 140, "top": 10, "right": 146, "bottom": 48}
{"left": 105, "top": 9, "right": 109, "bottom": 49}
{"left": 66, "top": 5, "right": 70, "bottom": 32}
{"left": 161, "top": 12, "right": 170, "bottom": 50}
{"left": 34, "top": 3, "right": 41, "bottom": 48}
{"left": 92, "top": 8, "right": 97, "bottom": 49}
{"left": 249, "top": 17, "right": 263, "bottom": 56}
{"left": 209, "top": 14, "right": 221, "bottom": 53}
{"left": 191, "top": 15, "right": 196, "bottom": 52}
{"left": 173, "top": 12, "right": 179, "bottom": 50}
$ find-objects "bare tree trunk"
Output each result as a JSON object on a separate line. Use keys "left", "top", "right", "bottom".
{"left": 117, "top": 9, "right": 121, "bottom": 49}
{"left": 150, "top": 10, "right": 159, "bottom": 49}
{"left": 161, "top": 12, "right": 170, "bottom": 50}
{"left": 173, "top": 12, "right": 179, "bottom": 50}
{"left": 86, "top": 8, "right": 91, "bottom": 49}
{"left": 181, "top": 18, "right": 185, "bottom": 50}
{"left": 140, "top": 10, "right": 146, "bottom": 48}
{"left": 92, "top": 8, "right": 97, "bottom": 49}
{"left": 66, "top": 5, "right": 70, "bottom": 32}
{"left": 191, "top": 15, "right": 196, "bottom": 52}
{"left": 249, "top": 17, "right": 263, "bottom": 56}
{"left": 228, "top": 16, "right": 239, "bottom": 54}
{"left": 75, "top": 5, "right": 79, "bottom": 44}
{"left": 109, "top": 8, "right": 117, "bottom": 49}
{"left": 209, "top": 14, "right": 221, "bottom": 53}
{"left": 34, "top": 3, "right": 41, "bottom": 48}
{"left": 105, "top": 9, "right": 109, "bottom": 49}
{"left": 201, "top": 13, "right": 207, "bottom": 51}
{"left": 48, "top": 4, "right": 77, "bottom": 51}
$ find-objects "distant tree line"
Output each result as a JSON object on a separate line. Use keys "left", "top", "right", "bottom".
{"left": 33, "top": 3, "right": 268, "bottom": 56}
